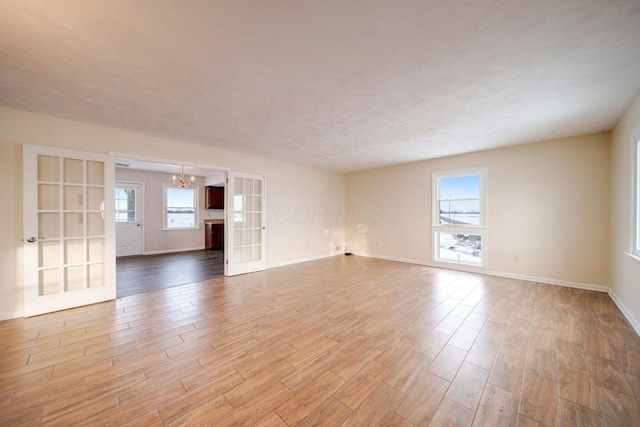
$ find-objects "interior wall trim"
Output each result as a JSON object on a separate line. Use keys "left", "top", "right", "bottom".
{"left": 141, "top": 246, "right": 206, "bottom": 256}
{"left": 607, "top": 289, "right": 640, "bottom": 336}
{"left": 267, "top": 251, "right": 344, "bottom": 270}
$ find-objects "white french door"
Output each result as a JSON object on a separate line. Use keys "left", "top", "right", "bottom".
{"left": 23, "top": 144, "right": 115, "bottom": 317}
{"left": 115, "top": 182, "right": 143, "bottom": 257}
{"left": 225, "top": 171, "right": 266, "bottom": 276}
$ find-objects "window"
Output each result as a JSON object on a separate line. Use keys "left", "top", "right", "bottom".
{"left": 634, "top": 135, "right": 640, "bottom": 257}
{"left": 163, "top": 184, "right": 198, "bottom": 229}
{"left": 115, "top": 187, "right": 137, "bottom": 222}
{"left": 433, "top": 168, "right": 487, "bottom": 267}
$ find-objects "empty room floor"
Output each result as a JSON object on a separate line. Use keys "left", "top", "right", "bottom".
{"left": 1, "top": 256, "right": 639, "bottom": 426}
{"left": 116, "top": 249, "right": 224, "bottom": 298}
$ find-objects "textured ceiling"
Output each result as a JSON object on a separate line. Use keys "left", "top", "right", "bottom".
{"left": 1, "top": 0, "right": 639, "bottom": 172}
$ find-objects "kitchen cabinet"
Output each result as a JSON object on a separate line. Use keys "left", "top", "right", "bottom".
{"left": 211, "top": 223, "right": 224, "bottom": 250}
{"left": 204, "top": 221, "right": 224, "bottom": 250}
{"left": 205, "top": 186, "right": 224, "bottom": 209}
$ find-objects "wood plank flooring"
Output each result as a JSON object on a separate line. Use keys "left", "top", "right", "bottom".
{"left": 2, "top": 256, "right": 640, "bottom": 426}
{"left": 116, "top": 249, "right": 224, "bottom": 298}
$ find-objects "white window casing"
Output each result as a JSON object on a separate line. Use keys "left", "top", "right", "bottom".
{"left": 432, "top": 167, "right": 488, "bottom": 268}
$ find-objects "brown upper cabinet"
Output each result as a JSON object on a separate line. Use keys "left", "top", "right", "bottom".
{"left": 205, "top": 186, "right": 224, "bottom": 209}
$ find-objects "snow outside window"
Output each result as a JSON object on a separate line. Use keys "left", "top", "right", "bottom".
{"left": 163, "top": 184, "right": 198, "bottom": 230}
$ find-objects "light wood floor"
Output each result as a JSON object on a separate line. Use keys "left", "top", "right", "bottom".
{"left": 1, "top": 256, "right": 639, "bottom": 426}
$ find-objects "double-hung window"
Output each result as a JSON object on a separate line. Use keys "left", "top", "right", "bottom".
{"left": 163, "top": 184, "right": 198, "bottom": 230}
{"left": 432, "top": 167, "right": 487, "bottom": 267}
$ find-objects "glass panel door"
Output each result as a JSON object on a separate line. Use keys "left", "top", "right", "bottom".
{"left": 23, "top": 145, "right": 115, "bottom": 316}
{"left": 225, "top": 171, "right": 266, "bottom": 276}
{"left": 115, "top": 183, "right": 143, "bottom": 257}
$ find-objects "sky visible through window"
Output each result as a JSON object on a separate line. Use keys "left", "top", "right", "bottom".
{"left": 167, "top": 187, "right": 195, "bottom": 208}
{"left": 440, "top": 174, "right": 480, "bottom": 213}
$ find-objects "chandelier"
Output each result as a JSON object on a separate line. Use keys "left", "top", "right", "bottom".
{"left": 170, "top": 166, "right": 195, "bottom": 188}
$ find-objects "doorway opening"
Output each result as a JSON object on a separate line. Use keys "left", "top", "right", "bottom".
{"left": 114, "top": 155, "right": 227, "bottom": 297}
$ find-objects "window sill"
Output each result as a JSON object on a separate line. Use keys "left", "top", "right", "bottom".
{"left": 626, "top": 252, "right": 640, "bottom": 265}
{"left": 433, "top": 258, "right": 486, "bottom": 269}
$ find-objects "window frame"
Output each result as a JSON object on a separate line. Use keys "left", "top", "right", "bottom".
{"left": 115, "top": 185, "right": 138, "bottom": 223}
{"left": 162, "top": 183, "right": 199, "bottom": 231}
{"left": 633, "top": 132, "right": 640, "bottom": 259}
{"left": 432, "top": 167, "right": 488, "bottom": 268}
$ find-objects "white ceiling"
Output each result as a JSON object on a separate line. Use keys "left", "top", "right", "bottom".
{"left": 1, "top": 1, "right": 639, "bottom": 173}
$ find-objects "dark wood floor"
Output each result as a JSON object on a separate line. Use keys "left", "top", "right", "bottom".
{"left": 116, "top": 250, "right": 224, "bottom": 298}
{"left": 1, "top": 256, "right": 639, "bottom": 425}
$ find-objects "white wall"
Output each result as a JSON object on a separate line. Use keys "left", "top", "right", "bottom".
{"left": 346, "top": 133, "right": 610, "bottom": 288}
{"left": 0, "top": 107, "right": 345, "bottom": 319}
{"left": 610, "top": 90, "right": 640, "bottom": 331}
{"left": 115, "top": 168, "right": 223, "bottom": 254}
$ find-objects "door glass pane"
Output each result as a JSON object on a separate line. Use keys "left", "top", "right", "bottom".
{"left": 39, "top": 241, "right": 60, "bottom": 268}
{"left": 234, "top": 247, "right": 243, "bottom": 263}
{"left": 86, "top": 187, "right": 104, "bottom": 211}
{"left": 244, "top": 213, "right": 253, "bottom": 228}
{"left": 115, "top": 188, "right": 136, "bottom": 222}
{"left": 234, "top": 195, "right": 243, "bottom": 224}
{"left": 253, "top": 180, "right": 262, "bottom": 195}
{"left": 65, "top": 239, "right": 84, "bottom": 264}
{"left": 63, "top": 158, "right": 83, "bottom": 184}
{"left": 64, "top": 213, "right": 83, "bottom": 237}
{"left": 87, "top": 161, "right": 104, "bottom": 185}
{"left": 253, "top": 229, "right": 261, "bottom": 245}
{"left": 65, "top": 266, "right": 85, "bottom": 291}
{"left": 40, "top": 269, "right": 61, "bottom": 295}
{"left": 88, "top": 238, "right": 105, "bottom": 262}
{"left": 38, "top": 155, "right": 60, "bottom": 182}
{"left": 38, "top": 184, "right": 59, "bottom": 210}
{"left": 230, "top": 175, "right": 264, "bottom": 268}
{"left": 253, "top": 246, "right": 261, "bottom": 261}
{"left": 244, "top": 178, "right": 253, "bottom": 195}
{"left": 88, "top": 264, "right": 105, "bottom": 287}
{"left": 39, "top": 213, "right": 60, "bottom": 238}
{"left": 244, "top": 194, "right": 253, "bottom": 211}
{"left": 87, "top": 213, "right": 104, "bottom": 236}
{"left": 64, "top": 186, "right": 84, "bottom": 210}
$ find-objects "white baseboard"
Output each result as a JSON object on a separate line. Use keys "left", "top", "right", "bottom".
{"left": 607, "top": 289, "right": 640, "bottom": 336}
{"left": 267, "top": 251, "right": 344, "bottom": 269}
{"left": 352, "top": 251, "right": 609, "bottom": 292}
{"left": 142, "top": 246, "right": 206, "bottom": 256}
{"left": 0, "top": 310, "right": 24, "bottom": 321}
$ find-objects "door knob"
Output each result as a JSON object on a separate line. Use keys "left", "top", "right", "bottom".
{"left": 26, "top": 237, "right": 37, "bottom": 243}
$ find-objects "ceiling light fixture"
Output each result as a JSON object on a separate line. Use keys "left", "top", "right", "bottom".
{"left": 170, "top": 166, "right": 195, "bottom": 188}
